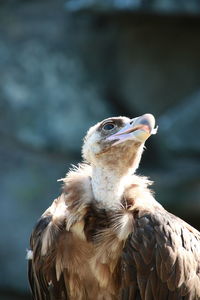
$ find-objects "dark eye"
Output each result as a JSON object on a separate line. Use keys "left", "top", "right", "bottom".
{"left": 102, "top": 122, "right": 115, "bottom": 131}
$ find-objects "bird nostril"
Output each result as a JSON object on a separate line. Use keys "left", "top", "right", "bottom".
{"left": 130, "top": 121, "right": 133, "bottom": 125}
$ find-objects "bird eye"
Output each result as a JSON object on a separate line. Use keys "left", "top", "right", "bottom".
{"left": 102, "top": 122, "right": 115, "bottom": 131}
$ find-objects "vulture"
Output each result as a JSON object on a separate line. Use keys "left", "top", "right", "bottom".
{"left": 28, "top": 114, "right": 200, "bottom": 300}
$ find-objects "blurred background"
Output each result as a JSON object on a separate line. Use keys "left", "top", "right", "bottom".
{"left": 0, "top": 0, "right": 200, "bottom": 299}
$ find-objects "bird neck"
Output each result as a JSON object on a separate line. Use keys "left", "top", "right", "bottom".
{"left": 91, "top": 165, "right": 130, "bottom": 209}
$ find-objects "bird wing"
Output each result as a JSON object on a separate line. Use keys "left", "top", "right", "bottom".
{"left": 28, "top": 196, "right": 69, "bottom": 300}
{"left": 121, "top": 207, "right": 200, "bottom": 299}
{"left": 28, "top": 166, "right": 95, "bottom": 300}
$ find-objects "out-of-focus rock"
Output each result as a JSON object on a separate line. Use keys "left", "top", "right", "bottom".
{"left": 113, "top": 16, "right": 200, "bottom": 117}
{"left": 158, "top": 91, "right": 200, "bottom": 154}
{"left": 0, "top": 40, "right": 112, "bottom": 154}
{"left": 65, "top": 0, "right": 200, "bottom": 14}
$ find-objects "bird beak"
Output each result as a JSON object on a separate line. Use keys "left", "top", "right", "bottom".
{"left": 107, "top": 114, "right": 158, "bottom": 145}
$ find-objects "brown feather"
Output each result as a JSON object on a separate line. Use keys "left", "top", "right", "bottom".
{"left": 28, "top": 164, "right": 200, "bottom": 300}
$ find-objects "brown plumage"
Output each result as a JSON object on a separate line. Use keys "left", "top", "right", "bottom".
{"left": 28, "top": 114, "right": 200, "bottom": 300}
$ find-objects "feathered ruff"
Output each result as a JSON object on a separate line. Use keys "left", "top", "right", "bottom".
{"left": 28, "top": 164, "right": 200, "bottom": 300}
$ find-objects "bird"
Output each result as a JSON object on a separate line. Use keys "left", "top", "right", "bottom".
{"left": 28, "top": 113, "right": 200, "bottom": 300}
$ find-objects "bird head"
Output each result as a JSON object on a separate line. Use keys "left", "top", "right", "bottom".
{"left": 82, "top": 114, "right": 157, "bottom": 174}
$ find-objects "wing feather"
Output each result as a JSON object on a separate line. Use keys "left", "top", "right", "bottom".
{"left": 28, "top": 204, "right": 69, "bottom": 300}
{"left": 122, "top": 207, "right": 200, "bottom": 299}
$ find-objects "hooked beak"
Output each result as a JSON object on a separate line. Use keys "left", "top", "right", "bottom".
{"left": 107, "top": 113, "right": 158, "bottom": 145}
